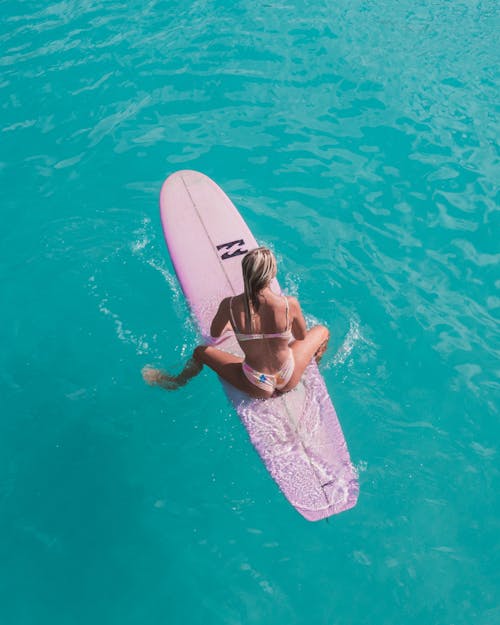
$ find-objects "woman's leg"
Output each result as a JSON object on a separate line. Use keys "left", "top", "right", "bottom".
{"left": 193, "top": 346, "right": 273, "bottom": 399}
{"left": 279, "top": 325, "right": 330, "bottom": 393}
{"left": 143, "top": 346, "right": 272, "bottom": 399}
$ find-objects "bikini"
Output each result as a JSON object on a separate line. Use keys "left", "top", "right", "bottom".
{"left": 229, "top": 296, "right": 295, "bottom": 393}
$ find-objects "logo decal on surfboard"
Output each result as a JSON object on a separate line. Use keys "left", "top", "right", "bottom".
{"left": 216, "top": 239, "right": 248, "bottom": 260}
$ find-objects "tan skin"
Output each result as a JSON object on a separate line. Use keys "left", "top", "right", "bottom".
{"left": 143, "top": 284, "right": 329, "bottom": 399}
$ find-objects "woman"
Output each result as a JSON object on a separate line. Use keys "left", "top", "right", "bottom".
{"left": 142, "top": 247, "right": 329, "bottom": 399}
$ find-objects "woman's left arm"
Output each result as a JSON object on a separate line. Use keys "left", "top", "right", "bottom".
{"left": 210, "top": 298, "right": 231, "bottom": 338}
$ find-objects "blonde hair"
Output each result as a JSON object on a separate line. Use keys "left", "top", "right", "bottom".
{"left": 241, "top": 247, "right": 277, "bottom": 329}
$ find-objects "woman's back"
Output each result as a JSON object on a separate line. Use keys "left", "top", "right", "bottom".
{"left": 229, "top": 291, "right": 294, "bottom": 373}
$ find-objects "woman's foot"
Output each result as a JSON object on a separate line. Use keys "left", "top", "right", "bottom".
{"left": 142, "top": 356, "right": 204, "bottom": 391}
{"left": 142, "top": 366, "right": 181, "bottom": 390}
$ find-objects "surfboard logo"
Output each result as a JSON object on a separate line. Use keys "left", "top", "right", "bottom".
{"left": 216, "top": 239, "right": 248, "bottom": 260}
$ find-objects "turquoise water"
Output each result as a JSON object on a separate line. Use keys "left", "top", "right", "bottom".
{"left": 1, "top": 1, "right": 499, "bottom": 623}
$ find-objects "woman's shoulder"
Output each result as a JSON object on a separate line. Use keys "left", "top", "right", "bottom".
{"left": 229, "top": 293, "right": 245, "bottom": 305}
{"left": 223, "top": 293, "right": 244, "bottom": 310}
{"left": 217, "top": 296, "right": 233, "bottom": 312}
{"left": 284, "top": 295, "right": 300, "bottom": 310}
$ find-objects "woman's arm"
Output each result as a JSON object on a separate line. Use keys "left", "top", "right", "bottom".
{"left": 288, "top": 296, "right": 307, "bottom": 340}
{"left": 210, "top": 297, "right": 231, "bottom": 338}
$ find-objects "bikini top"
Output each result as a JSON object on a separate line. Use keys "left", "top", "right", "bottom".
{"left": 229, "top": 296, "right": 293, "bottom": 342}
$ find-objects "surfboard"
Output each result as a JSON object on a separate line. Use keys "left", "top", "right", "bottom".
{"left": 160, "top": 170, "right": 359, "bottom": 521}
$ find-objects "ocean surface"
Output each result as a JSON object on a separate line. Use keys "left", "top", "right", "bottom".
{"left": 1, "top": 1, "right": 499, "bottom": 623}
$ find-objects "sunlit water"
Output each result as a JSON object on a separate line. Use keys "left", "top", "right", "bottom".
{"left": 1, "top": 1, "right": 499, "bottom": 624}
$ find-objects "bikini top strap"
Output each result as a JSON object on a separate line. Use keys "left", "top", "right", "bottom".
{"left": 229, "top": 297, "right": 238, "bottom": 332}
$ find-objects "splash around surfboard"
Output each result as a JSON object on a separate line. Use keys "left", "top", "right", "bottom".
{"left": 160, "top": 170, "right": 358, "bottom": 520}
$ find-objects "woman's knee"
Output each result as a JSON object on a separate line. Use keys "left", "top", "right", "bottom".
{"left": 193, "top": 345, "right": 209, "bottom": 362}
{"left": 313, "top": 324, "right": 329, "bottom": 341}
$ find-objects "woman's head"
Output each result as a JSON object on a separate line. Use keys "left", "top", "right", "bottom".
{"left": 242, "top": 247, "right": 277, "bottom": 314}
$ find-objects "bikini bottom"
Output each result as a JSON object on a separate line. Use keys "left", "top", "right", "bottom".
{"left": 242, "top": 352, "right": 295, "bottom": 393}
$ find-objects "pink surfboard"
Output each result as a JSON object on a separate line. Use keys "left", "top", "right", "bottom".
{"left": 160, "top": 170, "right": 359, "bottom": 521}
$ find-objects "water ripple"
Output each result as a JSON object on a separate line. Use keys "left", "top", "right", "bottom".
{"left": 1, "top": 1, "right": 499, "bottom": 623}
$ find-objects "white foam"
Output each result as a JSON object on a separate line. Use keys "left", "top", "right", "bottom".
{"left": 129, "top": 216, "right": 152, "bottom": 253}
{"left": 87, "top": 274, "right": 158, "bottom": 358}
{"left": 323, "top": 317, "right": 367, "bottom": 370}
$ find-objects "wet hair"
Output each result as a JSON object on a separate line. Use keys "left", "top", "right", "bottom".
{"left": 241, "top": 247, "right": 277, "bottom": 329}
